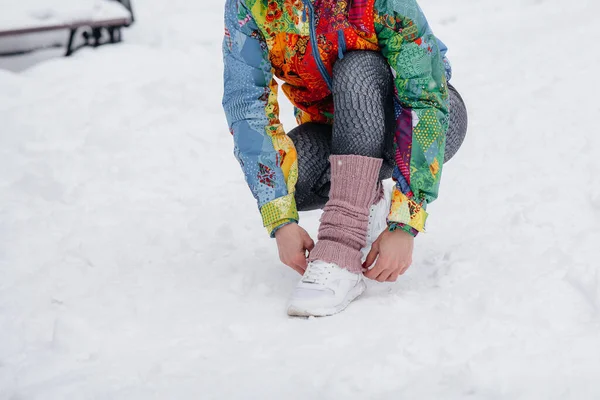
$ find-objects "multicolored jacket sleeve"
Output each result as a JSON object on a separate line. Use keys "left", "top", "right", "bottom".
{"left": 222, "top": 0, "right": 299, "bottom": 237}
{"left": 374, "top": 0, "right": 450, "bottom": 236}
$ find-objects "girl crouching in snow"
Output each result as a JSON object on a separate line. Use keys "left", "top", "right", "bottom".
{"left": 222, "top": 0, "right": 467, "bottom": 316}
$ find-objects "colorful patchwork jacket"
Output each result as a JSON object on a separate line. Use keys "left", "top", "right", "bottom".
{"left": 222, "top": 0, "right": 451, "bottom": 237}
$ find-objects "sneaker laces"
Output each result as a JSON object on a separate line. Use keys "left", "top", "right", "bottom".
{"left": 302, "top": 261, "right": 333, "bottom": 285}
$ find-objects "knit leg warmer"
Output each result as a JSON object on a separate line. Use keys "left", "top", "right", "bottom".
{"left": 307, "top": 155, "right": 382, "bottom": 273}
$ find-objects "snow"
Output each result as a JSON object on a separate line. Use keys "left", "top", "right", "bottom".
{"left": 1, "top": 0, "right": 599, "bottom": 398}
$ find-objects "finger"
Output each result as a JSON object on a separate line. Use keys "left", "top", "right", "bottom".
{"left": 304, "top": 238, "right": 315, "bottom": 253}
{"left": 399, "top": 259, "right": 413, "bottom": 275}
{"left": 363, "top": 264, "right": 378, "bottom": 279}
{"left": 292, "top": 253, "right": 308, "bottom": 269}
{"left": 364, "top": 257, "right": 386, "bottom": 280}
{"left": 305, "top": 237, "right": 315, "bottom": 252}
{"left": 386, "top": 272, "right": 400, "bottom": 282}
{"left": 288, "top": 263, "right": 305, "bottom": 275}
{"left": 282, "top": 252, "right": 308, "bottom": 274}
{"left": 376, "top": 269, "right": 392, "bottom": 283}
{"left": 287, "top": 256, "right": 307, "bottom": 273}
{"left": 399, "top": 263, "right": 411, "bottom": 275}
{"left": 362, "top": 242, "right": 380, "bottom": 270}
{"left": 306, "top": 238, "right": 315, "bottom": 251}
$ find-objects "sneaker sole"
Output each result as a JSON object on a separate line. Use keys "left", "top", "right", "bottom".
{"left": 287, "top": 280, "right": 367, "bottom": 317}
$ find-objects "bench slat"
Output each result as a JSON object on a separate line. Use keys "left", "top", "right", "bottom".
{"left": 0, "top": 17, "right": 131, "bottom": 37}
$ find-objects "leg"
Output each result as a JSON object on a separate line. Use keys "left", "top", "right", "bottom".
{"left": 290, "top": 54, "right": 467, "bottom": 273}
{"left": 331, "top": 51, "right": 396, "bottom": 180}
{"left": 445, "top": 83, "right": 468, "bottom": 163}
{"left": 65, "top": 28, "right": 78, "bottom": 57}
{"left": 289, "top": 55, "right": 468, "bottom": 207}
{"left": 287, "top": 123, "right": 332, "bottom": 211}
{"left": 92, "top": 27, "right": 102, "bottom": 48}
{"left": 286, "top": 53, "right": 467, "bottom": 316}
{"left": 308, "top": 51, "right": 394, "bottom": 273}
{"left": 289, "top": 52, "right": 396, "bottom": 214}
{"left": 331, "top": 53, "right": 467, "bottom": 165}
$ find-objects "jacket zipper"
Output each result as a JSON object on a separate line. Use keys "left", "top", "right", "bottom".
{"left": 337, "top": 29, "right": 346, "bottom": 60}
{"left": 302, "top": 0, "right": 333, "bottom": 91}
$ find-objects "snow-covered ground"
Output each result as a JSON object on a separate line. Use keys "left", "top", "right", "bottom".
{"left": 1, "top": 0, "right": 600, "bottom": 398}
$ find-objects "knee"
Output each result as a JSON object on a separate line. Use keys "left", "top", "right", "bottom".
{"left": 332, "top": 51, "right": 392, "bottom": 94}
{"left": 444, "top": 84, "right": 468, "bottom": 163}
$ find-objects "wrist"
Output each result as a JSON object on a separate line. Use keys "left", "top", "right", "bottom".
{"left": 272, "top": 220, "right": 297, "bottom": 239}
{"left": 388, "top": 222, "right": 418, "bottom": 238}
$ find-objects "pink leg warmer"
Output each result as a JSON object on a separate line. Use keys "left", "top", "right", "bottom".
{"left": 307, "top": 155, "right": 383, "bottom": 273}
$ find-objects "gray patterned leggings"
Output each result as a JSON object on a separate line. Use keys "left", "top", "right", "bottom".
{"left": 288, "top": 51, "right": 468, "bottom": 211}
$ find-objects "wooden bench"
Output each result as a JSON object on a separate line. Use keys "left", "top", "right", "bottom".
{"left": 0, "top": 0, "right": 134, "bottom": 57}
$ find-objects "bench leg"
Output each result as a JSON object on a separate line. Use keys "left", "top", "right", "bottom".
{"left": 64, "top": 25, "right": 124, "bottom": 56}
{"left": 92, "top": 28, "right": 102, "bottom": 47}
{"left": 114, "top": 28, "right": 122, "bottom": 43}
{"left": 65, "top": 28, "right": 78, "bottom": 56}
{"left": 108, "top": 27, "right": 115, "bottom": 43}
{"left": 106, "top": 27, "right": 122, "bottom": 44}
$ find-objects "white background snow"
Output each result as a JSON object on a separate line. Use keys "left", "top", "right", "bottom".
{"left": 1, "top": 0, "right": 600, "bottom": 398}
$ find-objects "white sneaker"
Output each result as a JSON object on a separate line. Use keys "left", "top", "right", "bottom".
{"left": 361, "top": 181, "right": 393, "bottom": 261}
{"left": 287, "top": 260, "right": 366, "bottom": 317}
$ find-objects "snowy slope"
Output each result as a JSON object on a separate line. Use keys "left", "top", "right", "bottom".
{"left": 1, "top": 0, "right": 600, "bottom": 398}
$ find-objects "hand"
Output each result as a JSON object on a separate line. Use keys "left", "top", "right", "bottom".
{"left": 275, "top": 223, "right": 315, "bottom": 275}
{"left": 363, "top": 228, "right": 414, "bottom": 282}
